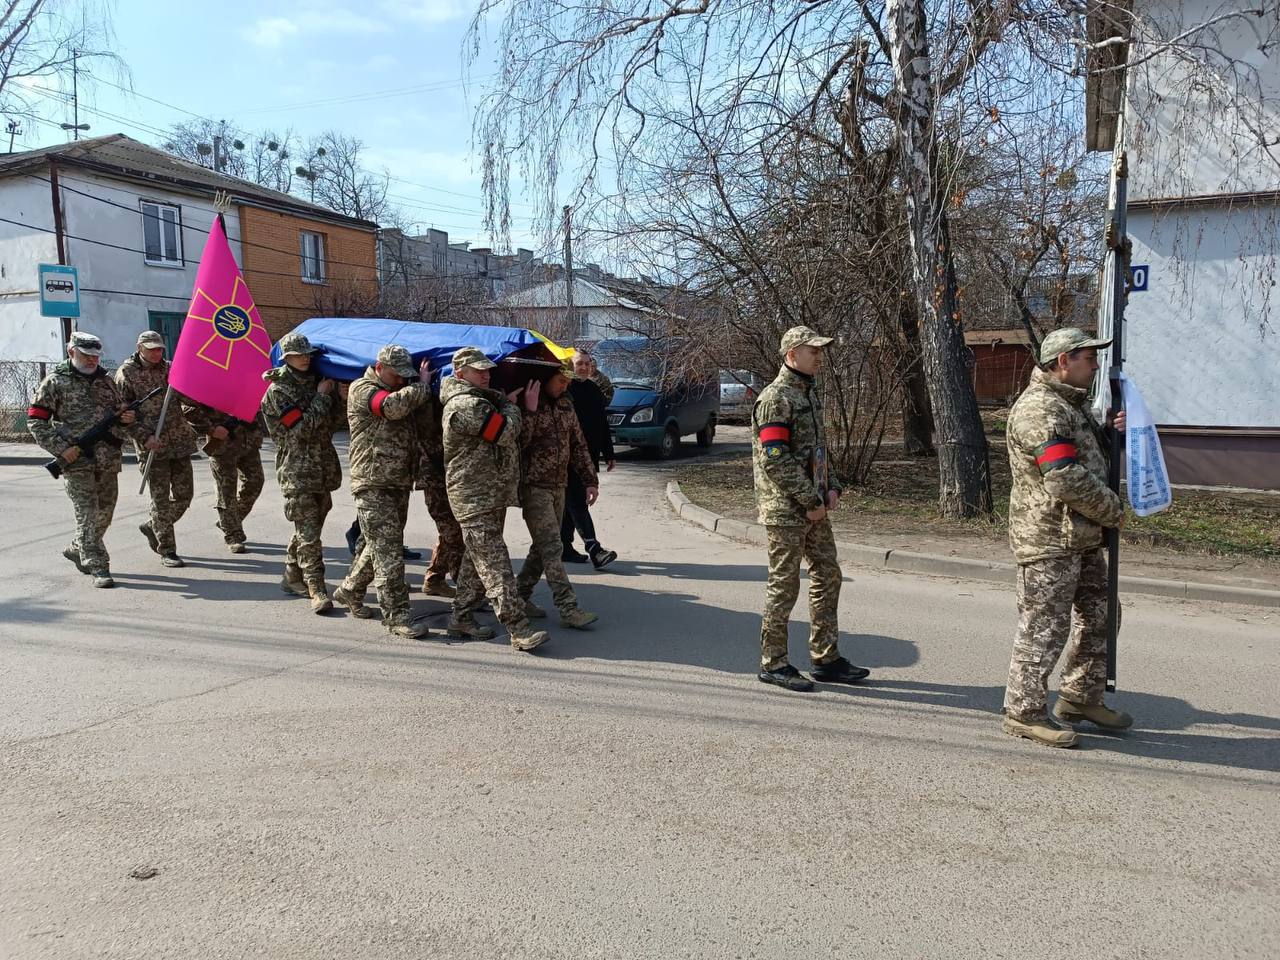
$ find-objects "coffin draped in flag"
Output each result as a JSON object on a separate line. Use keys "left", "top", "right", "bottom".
{"left": 168, "top": 217, "right": 272, "bottom": 421}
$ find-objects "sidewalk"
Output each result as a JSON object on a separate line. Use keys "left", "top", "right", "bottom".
{"left": 667, "top": 480, "right": 1280, "bottom": 608}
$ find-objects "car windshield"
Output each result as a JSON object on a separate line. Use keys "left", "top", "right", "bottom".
{"left": 596, "top": 349, "right": 663, "bottom": 387}
{"left": 720, "top": 370, "right": 753, "bottom": 386}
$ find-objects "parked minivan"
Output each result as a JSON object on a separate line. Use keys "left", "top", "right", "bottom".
{"left": 595, "top": 338, "right": 719, "bottom": 459}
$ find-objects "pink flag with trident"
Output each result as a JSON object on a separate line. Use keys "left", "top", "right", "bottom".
{"left": 168, "top": 215, "right": 272, "bottom": 420}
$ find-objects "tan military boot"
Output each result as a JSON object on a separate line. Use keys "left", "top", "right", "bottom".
{"left": 1053, "top": 697, "right": 1133, "bottom": 730}
{"left": 308, "top": 583, "right": 333, "bottom": 614}
{"left": 280, "top": 565, "right": 308, "bottom": 597}
{"left": 63, "top": 546, "right": 89, "bottom": 574}
{"left": 333, "top": 585, "right": 373, "bottom": 619}
{"left": 521, "top": 598, "right": 547, "bottom": 619}
{"left": 422, "top": 577, "right": 457, "bottom": 598}
{"left": 560, "top": 608, "right": 598, "bottom": 629}
{"left": 1002, "top": 715, "right": 1079, "bottom": 748}
{"left": 388, "top": 620, "right": 432, "bottom": 640}
{"left": 509, "top": 622, "right": 549, "bottom": 652}
{"left": 447, "top": 618, "right": 496, "bottom": 641}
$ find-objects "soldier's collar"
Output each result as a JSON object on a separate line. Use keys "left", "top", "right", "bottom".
{"left": 1032, "top": 367, "right": 1089, "bottom": 404}
{"left": 780, "top": 363, "right": 814, "bottom": 385}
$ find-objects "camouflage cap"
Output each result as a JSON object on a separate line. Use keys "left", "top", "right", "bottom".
{"left": 779, "top": 325, "right": 834, "bottom": 355}
{"left": 68, "top": 331, "right": 103, "bottom": 356}
{"left": 377, "top": 343, "right": 416, "bottom": 378}
{"left": 452, "top": 346, "right": 496, "bottom": 371}
{"left": 277, "top": 332, "right": 317, "bottom": 357}
{"left": 1038, "top": 327, "right": 1111, "bottom": 365}
{"left": 137, "top": 330, "right": 165, "bottom": 348}
{"left": 552, "top": 360, "right": 578, "bottom": 380}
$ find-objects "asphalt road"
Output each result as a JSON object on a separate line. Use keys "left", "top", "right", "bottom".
{"left": 1, "top": 432, "right": 1276, "bottom": 959}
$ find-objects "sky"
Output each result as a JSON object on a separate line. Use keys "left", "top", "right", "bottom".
{"left": 15, "top": 0, "right": 545, "bottom": 250}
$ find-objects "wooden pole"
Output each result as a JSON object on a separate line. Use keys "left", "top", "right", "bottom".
{"left": 138, "top": 385, "right": 173, "bottom": 495}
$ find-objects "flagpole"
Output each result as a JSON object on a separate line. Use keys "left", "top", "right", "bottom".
{"left": 138, "top": 385, "right": 174, "bottom": 495}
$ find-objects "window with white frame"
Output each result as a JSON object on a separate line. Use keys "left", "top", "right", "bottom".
{"left": 300, "top": 231, "right": 326, "bottom": 283}
{"left": 140, "top": 201, "right": 182, "bottom": 265}
{"left": 575, "top": 309, "right": 592, "bottom": 338}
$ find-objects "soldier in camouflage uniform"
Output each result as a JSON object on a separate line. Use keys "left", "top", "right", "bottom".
{"left": 182, "top": 401, "right": 265, "bottom": 553}
{"left": 585, "top": 356, "right": 615, "bottom": 406}
{"left": 514, "top": 361, "right": 600, "bottom": 629}
{"left": 1003, "top": 327, "right": 1132, "bottom": 748}
{"left": 116, "top": 330, "right": 197, "bottom": 567}
{"left": 751, "top": 326, "right": 870, "bottom": 693}
{"left": 333, "top": 345, "right": 434, "bottom": 639}
{"left": 442, "top": 347, "right": 549, "bottom": 651}
{"left": 414, "top": 382, "right": 463, "bottom": 598}
{"left": 27, "top": 331, "right": 138, "bottom": 588}
{"left": 261, "top": 333, "right": 345, "bottom": 613}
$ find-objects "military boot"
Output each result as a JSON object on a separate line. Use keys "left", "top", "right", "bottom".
{"left": 308, "top": 583, "right": 333, "bottom": 615}
{"left": 1002, "top": 715, "right": 1080, "bottom": 748}
{"left": 1053, "top": 697, "right": 1133, "bottom": 731}
{"left": 228, "top": 541, "right": 247, "bottom": 555}
{"left": 560, "top": 608, "right": 598, "bottom": 629}
{"left": 63, "top": 546, "right": 89, "bottom": 574}
{"left": 139, "top": 522, "right": 160, "bottom": 554}
{"left": 333, "top": 585, "right": 374, "bottom": 619}
{"left": 521, "top": 598, "right": 547, "bottom": 619}
{"left": 388, "top": 620, "right": 432, "bottom": 640}
{"left": 280, "top": 565, "right": 309, "bottom": 597}
{"left": 161, "top": 552, "right": 185, "bottom": 569}
{"left": 509, "top": 621, "right": 549, "bottom": 652}
{"left": 91, "top": 569, "right": 115, "bottom": 589}
{"left": 447, "top": 617, "right": 496, "bottom": 641}
{"left": 422, "top": 576, "right": 457, "bottom": 599}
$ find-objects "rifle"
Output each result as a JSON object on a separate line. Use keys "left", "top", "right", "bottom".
{"left": 44, "top": 385, "right": 165, "bottom": 479}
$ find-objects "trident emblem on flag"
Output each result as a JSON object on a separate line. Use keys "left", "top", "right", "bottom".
{"left": 187, "top": 276, "right": 272, "bottom": 370}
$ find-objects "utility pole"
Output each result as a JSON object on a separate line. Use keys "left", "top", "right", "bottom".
{"left": 563, "top": 205, "right": 576, "bottom": 339}
{"left": 5, "top": 120, "right": 20, "bottom": 153}
{"left": 71, "top": 48, "right": 80, "bottom": 139}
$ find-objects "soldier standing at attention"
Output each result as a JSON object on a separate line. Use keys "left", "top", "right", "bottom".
{"left": 514, "top": 361, "right": 600, "bottom": 629}
{"left": 116, "top": 330, "right": 197, "bottom": 568}
{"left": 27, "top": 331, "right": 138, "bottom": 588}
{"left": 261, "top": 333, "right": 345, "bottom": 614}
{"left": 414, "top": 369, "right": 464, "bottom": 599}
{"left": 1002, "top": 328, "right": 1131, "bottom": 748}
{"left": 441, "top": 347, "right": 549, "bottom": 651}
{"left": 333, "top": 345, "right": 434, "bottom": 639}
{"left": 752, "top": 326, "right": 870, "bottom": 693}
{"left": 183, "top": 402, "right": 265, "bottom": 553}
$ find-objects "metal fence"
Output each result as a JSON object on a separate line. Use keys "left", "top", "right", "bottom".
{"left": 0, "top": 361, "right": 47, "bottom": 441}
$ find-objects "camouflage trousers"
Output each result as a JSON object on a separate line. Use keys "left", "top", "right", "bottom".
{"left": 343, "top": 487, "right": 412, "bottom": 626}
{"left": 423, "top": 481, "right": 463, "bottom": 587}
{"left": 452, "top": 508, "right": 526, "bottom": 627}
{"left": 210, "top": 447, "right": 264, "bottom": 544}
{"left": 760, "top": 520, "right": 842, "bottom": 671}
{"left": 64, "top": 460, "right": 120, "bottom": 572}
{"left": 142, "top": 455, "right": 193, "bottom": 554}
{"left": 1003, "top": 548, "right": 1109, "bottom": 722}
{"left": 515, "top": 486, "right": 578, "bottom": 614}
{"left": 284, "top": 491, "right": 332, "bottom": 588}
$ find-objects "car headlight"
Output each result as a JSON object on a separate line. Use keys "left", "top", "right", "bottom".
{"left": 630, "top": 407, "right": 653, "bottom": 424}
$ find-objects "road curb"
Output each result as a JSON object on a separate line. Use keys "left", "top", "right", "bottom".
{"left": 665, "top": 481, "right": 1280, "bottom": 609}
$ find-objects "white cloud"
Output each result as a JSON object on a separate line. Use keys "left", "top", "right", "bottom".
{"left": 244, "top": 17, "right": 299, "bottom": 48}
{"left": 243, "top": 3, "right": 389, "bottom": 48}
{"left": 364, "top": 146, "right": 480, "bottom": 187}
{"left": 380, "top": 0, "right": 470, "bottom": 24}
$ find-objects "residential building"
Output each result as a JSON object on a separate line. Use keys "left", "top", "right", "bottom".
{"left": 485, "top": 275, "right": 671, "bottom": 344}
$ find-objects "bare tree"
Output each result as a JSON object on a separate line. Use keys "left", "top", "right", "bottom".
{"left": 299, "top": 131, "right": 394, "bottom": 223}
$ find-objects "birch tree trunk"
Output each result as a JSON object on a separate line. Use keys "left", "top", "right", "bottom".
{"left": 885, "top": 0, "right": 993, "bottom": 516}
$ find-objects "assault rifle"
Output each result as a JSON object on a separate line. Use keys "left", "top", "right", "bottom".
{"left": 44, "top": 385, "right": 165, "bottom": 479}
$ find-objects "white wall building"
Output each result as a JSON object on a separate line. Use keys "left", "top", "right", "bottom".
{"left": 485, "top": 277, "right": 666, "bottom": 343}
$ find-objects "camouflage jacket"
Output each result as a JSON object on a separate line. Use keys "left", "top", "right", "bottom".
{"left": 591, "top": 370, "right": 615, "bottom": 406}
{"left": 27, "top": 361, "right": 129, "bottom": 473}
{"left": 1006, "top": 367, "right": 1124, "bottom": 563}
{"left": 260, "top": 365, "right": 343, "bottom": 495}
{"left": 519, "top": 392, "right": 597, "bottom": 491}
{"left": 441, "top": 376, "right": 522, "bottom": 522}
{"left": 346, "top": 367, "right": 432, "bottom": 494}
{"left": 412, "top": 394, "right": 446, "bottom": 492}
{"left": 751, "top": 364, "right": 839, "bottom": 526}
{"left": 115, "top": 354, "right": 198, "bottom": 458}
{"left": 181, "top": 401, "right": 264, "bottom": 460}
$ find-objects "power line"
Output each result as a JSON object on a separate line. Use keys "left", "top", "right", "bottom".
{"left": 238, "top": 75, "right": 497, "bottom": 115}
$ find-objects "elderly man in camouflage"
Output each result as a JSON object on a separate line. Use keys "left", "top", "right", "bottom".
{"left": 261, "top": 333, "right": 345, "bottom": 614}
{"left": 27, "top": 331, "right": 138, "bottom": 588}
{"left": 752, "top": 326, "right": 870, "bottom": 693}
{"left": 1003, "top": 327, "right": 1131, "bottom": 748}
{"left": 182, "top": 401, "right": 265, "bottom": 553}
{"left": 116, "top": 330, "right": 198, "bottom": 568}
{"left": 515, "top": 361, "right": 600, "bottom": 629}
{"left": 441, "top": 347, "right": 549, "bottom": 652}
{"left": 332, "top": 345, "right": 434, "bottom": 639}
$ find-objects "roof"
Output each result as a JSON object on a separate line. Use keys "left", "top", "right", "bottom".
{"left": 489, "top": 277, "right": 659, "bottom": 314}
{"left": 0, "top": 134, "right": 377, "bottom": 230}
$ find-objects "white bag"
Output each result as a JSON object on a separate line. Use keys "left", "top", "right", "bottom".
{"left": 1118, "top": 372, "right": 1173, "bottom": 516}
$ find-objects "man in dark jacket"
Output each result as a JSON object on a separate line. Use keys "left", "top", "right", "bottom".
{"left": 561, "top": 352, "right": 618, "bottom": 569}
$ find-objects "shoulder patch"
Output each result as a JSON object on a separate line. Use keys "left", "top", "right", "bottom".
{"left": 1035, "top": 437, "right": 1078, "bottom": 474}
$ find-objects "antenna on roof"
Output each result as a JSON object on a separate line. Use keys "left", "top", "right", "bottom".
{"left": 213, "top": 190, "right": 231, "bottom": 215}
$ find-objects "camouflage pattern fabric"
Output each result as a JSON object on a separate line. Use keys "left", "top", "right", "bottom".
{"left": 591, "top": 370, "right": 615, "bottom": 406}
{"left": 515, "top": 485, "right": 577, "bottom": 614}
{"left": 114, "top": 354, "right": 198, "bottom": 458}
{"left": 452, "top": 508, "right": 528, "bottom": 628}
{"left": 64, "top": 459, "right": 119, "bottom": 572}
{"left": 1004, "top": 548, "right": 1109, "bottom": 721}
{"left": 1006, "top": 367, "right": 1124, "bottom": 563}
{"left": 342, "top": 487, "right": 413, "bottom": 626}
{"left": 143, "top": 455, "right": 194, "bottom": 554}
{"left": 210, "top": 446, "right": 265, "bottom": 545}
{"left": 440, "top": 376, "right": 523, "bottom": 523}
{"left": 260, "top": 365, "right": 343, "bottom": 496}
{"left": 423, "top": 482, "right": 463, "bottom": 585}
{"left": 760, "top": 520, "right": 842, "bottom": 671}
{"left": 519, "top": 393, "right": 597, "bottom": 491}
{"left": 346, "top": 366, "right": 431, "bottom": 495}
{"left": 751, "top": 365, "right": 837, "bottom": 527}
{"left": 284, "top": 491, "right": 333, "bottom": 587}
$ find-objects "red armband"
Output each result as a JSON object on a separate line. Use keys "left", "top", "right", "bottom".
{"left": 27, "top": 405, "right": 52, "bottom": 420}
{"left": 1035, "top": 438, "right": 1078, "bottom": 474}
{"left": 279, "top": 406, "right": 303, "bottom": 429}
{"left": 757, "top": 422, "right": 791, "bottom": 444}
{"left": 480, "top": 410, "right": 506, "bottom": 443}
{"left": 370, "top": 390, "right": 391, "bottom": 417}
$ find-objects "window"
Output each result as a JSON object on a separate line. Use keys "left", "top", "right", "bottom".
{"left": 575, "top": 309, "right": 591, "bottom": 338}
{"left": 141, "top": 201, "right": 182, "bottom": 265}
{"left": 300, "top": 231, "right": 326, "bottom": 283}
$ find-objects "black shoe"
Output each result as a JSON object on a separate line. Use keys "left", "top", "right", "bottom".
{"left": 344, "top": 521, "right": 360, "bottom": 557}
{"left": 810, "top": 656, "right": 870, "bottom": 684}
{"left": 403, "top": 547, "right": 422, "bottom": 560}
{"left": 562, "top": 547, "right": 589, "bottom": 564}
{"left": 589, "top": 545, "right": 618, "bottom": 569}
{"left": 757, "top": 664, "right": 814, "bottom": 692}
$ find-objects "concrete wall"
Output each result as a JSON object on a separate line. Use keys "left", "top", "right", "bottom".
{"left": 0, "top": 176, "right": 67, "bottom": 363}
